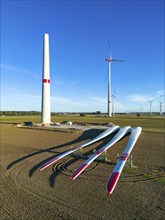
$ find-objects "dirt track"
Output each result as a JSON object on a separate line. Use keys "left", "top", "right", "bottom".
{"left": 1, "top": 123, "right": 165, "bottom": 220}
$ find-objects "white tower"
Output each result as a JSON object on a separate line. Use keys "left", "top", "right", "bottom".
{"left": 105, "top": 58, "right": 112, "bottom": 117}
{"left": 41, "top": 33, "right": 51, "bottom": 124}
{"left": 105, "top": 56, "right": 125, "bottom": 117}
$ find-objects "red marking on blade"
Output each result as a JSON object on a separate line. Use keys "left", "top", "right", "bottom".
{"left": 73, "top": 146, "right": 82, "bottom": 151}
{"left": 39, "top": 157, "right": 59, "bottom": 171}
{"left": 119, "top": 153, "right": 129, "bottom": 161}
{"left": 95, "top": 149, "right": 105, "bottom": 156}
{"left": 107, "top": 172, "right": 120, "bottom": 195}
{"left": 71, "top": 164, "right": 88, "bottom": 180}
{"left": 71, "top": 148, "right": 78, "bottom": 153}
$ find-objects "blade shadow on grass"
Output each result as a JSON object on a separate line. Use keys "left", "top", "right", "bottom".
{"left": 49, "top": 158, "right": 77, "bottom": 188}
{"left": 6, "top": 129, "right": 104, "bottom": 172}
{"left": 29, "top": 129, "right": 115, "bottom": 177}
{"left": 48, "top": 132, "right": 128, "bottom": 188}
{"left": 6, "top": 127, "right": 130, "bottom": 188}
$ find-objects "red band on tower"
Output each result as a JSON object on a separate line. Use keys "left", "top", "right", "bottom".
{"left": 43, "top": 79, "right": 50, "bottom": 83}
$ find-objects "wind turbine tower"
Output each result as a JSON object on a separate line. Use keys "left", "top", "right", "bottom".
{"left": 105, "top": 38, "right": 125, "bottom": 117}
{"left": 159, "top": 95, "right": 165, "bottom": 115}
{"left": 147, "top": 99, "right": 154, "bottom": 115}
{"left": 41, "top": 33, "right": 51, "bottom": 124}
{"left": 111, "top": 90, "right": 117, "bottom": 117}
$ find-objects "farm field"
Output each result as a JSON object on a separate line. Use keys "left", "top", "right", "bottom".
{"left": 1, "top": 114, "right": 165, "bottom": 132}
{"left": 0, "top": 116, "right": 165, "bottom": 220}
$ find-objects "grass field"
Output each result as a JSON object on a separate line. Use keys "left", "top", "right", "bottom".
{"left": 1, "top": 114, "right": 165, "bottom": 132}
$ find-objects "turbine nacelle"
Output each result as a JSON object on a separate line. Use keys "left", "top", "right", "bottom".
{"left": 105, "top": 58, "right": 112, "bottom": 62}
{"left": 105, "top": 58, "right": 125, "bottom": 62}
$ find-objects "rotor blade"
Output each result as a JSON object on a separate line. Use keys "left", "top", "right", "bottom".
{"left": 111, "top": 59, "right": 125, "bottom": 62}
{"left": 104, "top": 71, "right": 108, "bottom": 82}
{"left": 107, "top": 36, "right": 110, "bottom": 50}
{"left": 111, "top": 95, "right": 117, "bottom": 101}
{"left": 110, "top": 51, "right": 112, "bottom": 59}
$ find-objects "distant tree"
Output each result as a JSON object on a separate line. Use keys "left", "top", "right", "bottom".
{"left": 80, "top": 113, "right": 86, "bottom": 117}
{"left": 137, "top": 113, "right": 141, "bottom": 118}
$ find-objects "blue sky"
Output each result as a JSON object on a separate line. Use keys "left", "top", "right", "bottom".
{"left": 1, "top": 0, "right": 164, "bottom": 113}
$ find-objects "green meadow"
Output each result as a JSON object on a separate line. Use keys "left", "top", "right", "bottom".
{"left": 1, "top": 115, "right": 164, "bottom": 132}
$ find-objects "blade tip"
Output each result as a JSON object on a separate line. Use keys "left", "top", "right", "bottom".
{"left": 38, "top": 167, "right": 44, "bottom": 172}
{"left": 71, "top": 173, "right": 77, "bottom": 180}
{"left": 71, "top": 176, "right": 75, "bottom": 181}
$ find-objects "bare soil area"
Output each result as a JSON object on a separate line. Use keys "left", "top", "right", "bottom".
{"left": 1, "top": 123, "right": 165, "bottom": 220}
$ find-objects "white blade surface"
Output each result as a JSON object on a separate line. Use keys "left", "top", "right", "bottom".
{"left": 39, "top": 125, "right": 119, "bottom": 171}
{"left": 106, "top": 127, "right": 142, "bottom": 196}
{"left": 71, "top": 126, "right": 131, "bottom": 180}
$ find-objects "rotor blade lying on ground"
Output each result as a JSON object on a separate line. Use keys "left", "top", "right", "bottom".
{"left": 106, "top": 126, "right": 142, "bottom": 196}
{"left": 39, "top": 125, "right": 119, "bottom": 171}
{"left": 71, "top": 126, "right": 131, "bottom": 180}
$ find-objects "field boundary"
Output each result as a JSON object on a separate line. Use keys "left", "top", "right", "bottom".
{"left": 14, "top": 125, "right": 165, "bottom": 134}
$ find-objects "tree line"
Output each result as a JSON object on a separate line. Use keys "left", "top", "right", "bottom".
{"left": 0, "top": 111, "right": 41, "bottom": 116}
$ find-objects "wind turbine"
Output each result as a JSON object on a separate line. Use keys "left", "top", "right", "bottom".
{"left": 111, "top": 89, "right": 117, "bottom": 117}
{"left": 105, "top": 37, "right": 125, "bottom": 117}
{"left": 147, "top": 99, "right": 154, "bottom": 115}
{"left": 158, "top": 95, "right": 165, "bottom": 115}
